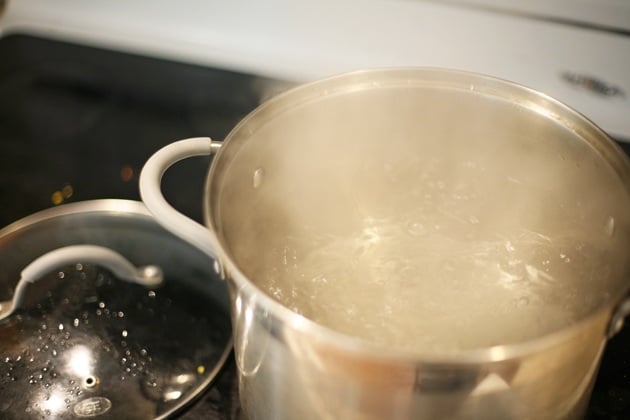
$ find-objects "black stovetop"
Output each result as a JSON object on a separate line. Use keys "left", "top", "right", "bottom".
{"left": 0, "top": 34, "right": 628, "bottom": 419}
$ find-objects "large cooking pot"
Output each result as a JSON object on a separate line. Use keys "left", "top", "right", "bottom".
{"left": 139, "top": 68, "right": 630, "bottom": 419}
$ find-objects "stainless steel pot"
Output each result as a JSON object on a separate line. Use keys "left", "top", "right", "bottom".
{"left": 139, "top": 68, "right": 630, "bottom": 419}
{"left": 0, "top": 200, "right": 232, "bottom": 419}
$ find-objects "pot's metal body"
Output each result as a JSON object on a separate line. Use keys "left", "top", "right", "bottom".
{"left": 140, "top": 68, "right": 630, "bottom": 419}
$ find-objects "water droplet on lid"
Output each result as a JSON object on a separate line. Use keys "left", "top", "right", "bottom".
{"left": 58, "top": 323, "right": 64, "bottom": 331}
{"left": 148, "top": 291, "right": 156, "bottom": 298}
{"left": 253, "top": 167, "right": 265, "bottom": 189}
{"left": 73, "top": 318, "right": 79, "bottom": 327}
{"left": 121, "top": 330, "right": 128, "bottom": 338}
{"left": 58, "top": 272, "right": 65, "bottom": 279}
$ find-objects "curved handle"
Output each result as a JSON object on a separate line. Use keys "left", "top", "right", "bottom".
{"left": 139, "top": 137, "right": 222, "bottom": 259}
{"left": 0, "top": 245, "right": 163, "bottom": 321}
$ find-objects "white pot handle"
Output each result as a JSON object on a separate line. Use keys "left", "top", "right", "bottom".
{"left": 0, "top": 244, "right": 163, "bottom": 321}
{"left": 139, "top": 137, "right": 222, "bottom": 259}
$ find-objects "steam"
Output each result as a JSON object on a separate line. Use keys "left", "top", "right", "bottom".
{"left": 216, "top": 84, "right": 630, "bottom": 354}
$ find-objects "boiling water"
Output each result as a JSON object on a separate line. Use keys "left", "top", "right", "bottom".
{"left": 240, "top": 147, "right": 628, "bottom": 355}
{"left": 257, "top": 222, "right": 615, "bottom": 354}
{"left": 220, "top": 89, "right": 630, "bottom": 355}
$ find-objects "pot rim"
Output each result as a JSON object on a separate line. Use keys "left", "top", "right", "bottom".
{"left": 205, "top": 67, "right": 630, "bottom": 365}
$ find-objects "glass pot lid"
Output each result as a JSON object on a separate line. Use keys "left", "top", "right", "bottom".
{"left": 0, "top": 200, "right": 232, "bottom": 419}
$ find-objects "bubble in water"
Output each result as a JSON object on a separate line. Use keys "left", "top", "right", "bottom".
{"left": 406, "top": 221, "right": 427, "bottom": 236}
{"left": 253, "top": 167, "right": 265, "bottom": 189}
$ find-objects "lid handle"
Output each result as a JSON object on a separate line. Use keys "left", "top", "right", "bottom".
{"left": 0, "top": 245, "right": 163, "bottom": 321}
